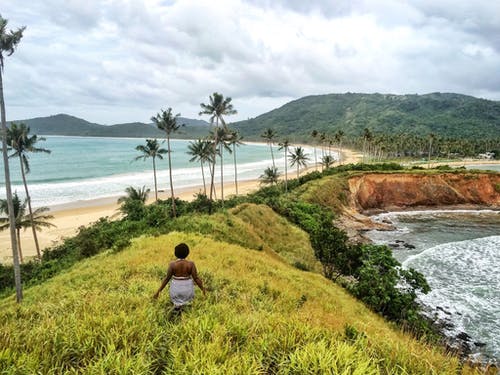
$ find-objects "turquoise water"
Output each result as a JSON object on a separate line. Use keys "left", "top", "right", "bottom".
{"left": 0, "top": 136, "right": 318, "bottom": 207}
{"left": 366, "top": 210, "right": 500, "bottom": 361}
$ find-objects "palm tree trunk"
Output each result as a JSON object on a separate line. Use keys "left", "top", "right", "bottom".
{"left": 166, "top": 135, "right": 176, "bottom": 217}
{"left": 297, "top": 165, "right": 300, "bottom": 179}
{"left": 284, "top": 147, "right": 288, "bottom": 192}
{"left": 16, "top": 228, "right": 23, "bottom": 263}
{"left": 200, "top": 161, "right": 206, "bottom": 195}
{"left": 220, "top": 149, "right": 224, "bottom": 204}
{"left": 269, "top": 143, "right": 275, "bottom": 169}
{"left": 20, "top": 157, "right": 41, "bottom": 259}
{"left": 0, "top": 69, "right": 22, "bottom": 302}
{"left": 313, "top": 146, "right": 317, "bottom": 171}
{"left": 209, "top": 120, "right": 218, "bottom": 207}
{"left": 233, "top": 144, "right": 238, "bottom": 196}
{"left": 153, "top": 157, "right": 158, "bottom": 201}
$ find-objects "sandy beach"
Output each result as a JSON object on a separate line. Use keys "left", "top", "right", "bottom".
{"left": 0, "top": 148, "right": 362, "bottom": 262}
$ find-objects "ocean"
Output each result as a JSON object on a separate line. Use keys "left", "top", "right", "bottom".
{"left": 366, "top": 210, "right": 500, "bottom": 361}
{"left": 0, "top": 136, "right": 319, "bottom": 208}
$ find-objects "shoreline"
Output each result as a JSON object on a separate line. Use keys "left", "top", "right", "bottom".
{"left": 1, "top": 147, "right": 361, "bottom": 262}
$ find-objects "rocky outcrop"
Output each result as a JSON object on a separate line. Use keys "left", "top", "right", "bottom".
{"left": 348, "top": 173, "right": 500, "bottom": 211}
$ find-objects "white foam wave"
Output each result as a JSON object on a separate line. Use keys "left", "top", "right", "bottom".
{"left": 404, "top": 236, "right": 500, "bottom": 358}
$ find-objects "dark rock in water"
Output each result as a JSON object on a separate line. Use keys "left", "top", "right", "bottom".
{"left": 389, "top": 243, "right": 400, "bottom": 248}
{"left": 382, "top": 219, "right": 392, "bottom": 224}
{"left": 457, "top": 332, "right": 472, "bottom": 341}
{"left": 436, "top": 306, "right": 452, "bottom": 315}
{"left": 395, "top": 240, "right": 405, "bottom": 243}
{"left": 403, "top": 243, "right": 416, "bottom": 249}
{"left": 474, "top": 342, "right": 487, "bottom": 348}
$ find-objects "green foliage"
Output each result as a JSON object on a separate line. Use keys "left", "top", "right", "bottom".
{"left": 232, "top": 92, "right": 500, "bottom": 140}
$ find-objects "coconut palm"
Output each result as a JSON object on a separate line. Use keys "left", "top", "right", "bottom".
{"left": 199, "top": 92, "right": 237, "bottom": 204}
{"left": 0, "top": 15, "right": 25, "bottom": 302}
{"left": 261, "top": 128, "right": 277, "bottom": 169}
{"left": 209, "top": 126, "right": 233, "bottom": 202}
{"left": 7, "top": 123, "right": 50, "bottom": 259}
{"left": 228, "top": 130, "right": 243, "bottom": 195}
{"left": 117, "top": 186, "right": 150, "bottom": 204}
{"left": 151, "top": 108, "right": 181, "bottom": 217}
{"left": 259, "top": 166, "right": 280, "bottom": 185}
{"left": 362, "top": 128, "right": 373, "bottom": 163}
{"left": 321, "top": 155, "right": 335, "bottom": 169}
{"left": 289, "top": 146, "right": 310, "bottom": 179}
{"left": 334, "top": 130, "right": 345, "bottom": 164}
{"left": 428, "top": 133, "right": 436, "bottom": 168}
{"left": 311, "top": 130, "right": 319, "bottom": 170}
{"left": 134, "top": 138, "right": 167, "bottom": 202}
{"left": 0, "top": 192, "right": 54, "bottom": 263}
{"left": 278, "top": 138, "right": 291, "bottom": 192}
{"left": 187, "top": 139, "right": 213, "bottom": 195}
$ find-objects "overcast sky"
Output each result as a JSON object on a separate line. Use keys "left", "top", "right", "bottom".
{"left": 2, "top": 0, "right": 500, "bottom": 124}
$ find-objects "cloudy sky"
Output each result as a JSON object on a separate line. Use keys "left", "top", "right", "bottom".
{"left": 2, "top": 0, "right": 500, "bottom": 124}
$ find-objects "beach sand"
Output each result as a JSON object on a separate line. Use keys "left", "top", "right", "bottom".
{"left": 0, "top": 148, "right": 369, "bottom": 262}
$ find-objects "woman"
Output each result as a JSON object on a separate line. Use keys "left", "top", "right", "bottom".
{"left": 153, "top": 243, "right": 206, "bottom": 308}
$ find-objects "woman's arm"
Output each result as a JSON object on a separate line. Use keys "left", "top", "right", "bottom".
{"left": 153, "top": 263, "right": 173, "bottom": 299}
{"left": 191, "top": 262, "right": 206, "bottom": 295}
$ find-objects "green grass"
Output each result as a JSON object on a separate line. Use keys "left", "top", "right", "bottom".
{"left": 0, "top": 231, "right": 480, "bottom": 374}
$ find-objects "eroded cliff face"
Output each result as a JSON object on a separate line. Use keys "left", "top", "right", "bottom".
{"left": 348, "top": 173, "right": 500, "bottom": 211}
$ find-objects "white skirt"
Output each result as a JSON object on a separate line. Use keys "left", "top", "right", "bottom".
{"left": 169, "top": 277, "right": 195, "bottom": 307}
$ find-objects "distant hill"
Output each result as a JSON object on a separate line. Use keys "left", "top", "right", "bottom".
{"left": 9, "top": 114, "right": 211, "bottom": 139}
{"left": 232, "top": 92, "right": 500, "bottom": 141}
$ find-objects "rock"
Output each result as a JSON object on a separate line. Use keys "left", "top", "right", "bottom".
{"left": 474, "top": 342, "right": 487, "bottom": 348}
{"left": 457, "top": 332, "right": 472, "bottom": 342}
{"left": 403, "top": 243, "right": 416, "bottom": 249}
{"left": 389, "top": 243, "right": 400, "bottom": 248}
{"left": 395, "top": 240, "right": 405, "bottom": 243}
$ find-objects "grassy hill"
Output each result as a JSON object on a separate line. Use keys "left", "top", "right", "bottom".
{"left": 9, "top": 114, "right": 211, "bottom": 139}
{"left": 232, "top": 92, "right": 500, "bottom": 141}
{"left": 0, "top": 203, "right": 477, "bottom": 373}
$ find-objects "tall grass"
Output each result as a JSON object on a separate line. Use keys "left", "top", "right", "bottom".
{"left": 0, "top": 232, "right": 481, "bottom": 374}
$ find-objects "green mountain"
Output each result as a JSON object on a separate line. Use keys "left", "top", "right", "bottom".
{"left": 232, "top": 92, "right": 500, "bottom": 141}
{"left": 9, "top": 114, "right": 211, "bottom": 139}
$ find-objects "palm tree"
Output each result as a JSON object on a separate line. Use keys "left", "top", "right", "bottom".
{"left": 199, "top": 92, "right": 237, "bottom": 205}
{"left": 289, "top": 146, "right": 310, "bottom": 179}
{"left": 151, "top": 108, "right": 181, "bottom": 217}
{"left": 117, "top": 186, "right": 150, "bottom": 221}
{"left": 134, "top": 139, "right": 167, "bottom": 202}
{"left": 209, "top": 126, "right": 233, "bottom": 202}
{"left": 428, "top": 133, "right": 436, "bottom": 168}
{"left": 0, "top": 192, "right": 54, "bottom": 263}
{"left": 321, "top": 155, "right": 335, "bottom": 169}
{"left": 259, "top": 166, "right": 280, "bottom": 185}
{"left": 311, "top": 130, "right": 319, "bottom": 170}
{"left": 187, "top": 139, "right": 213, "bottom": 195}
{"left": 7, "top": 123, "right": 50, "bottom": 259}
{"left": 0, "top": 15, "right": 25, "bottom": 302}
{"left": 334, "top": 130, "right": 345, "bottom": 164}
{"left": 228, "top": 130, "right": 243, "bottom": 195}
{"left": 117, "top": 186, "right": 150, "bottom": 204}
{"left": 362, "top": 128, "right": 373, "bottom": 163}
{"left": 278, "top": 138, "right": 290, "bottom": 192}
{"left": 261, "top": 128, "right": 277, "bottom": 169}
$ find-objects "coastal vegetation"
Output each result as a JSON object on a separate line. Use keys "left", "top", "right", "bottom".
{"left": 151, "top": 108, "right": 182, "bottom": 216}
{"left": 199, "top": 92, "right": 237, "bottom": 204}
{"left": 0, "top": 192, "right": 54, "bottom": 263}
{"left": 6, "top": 122, "right": 51, "bottom": 258}
{"left": 0, "top": 14, "right": 26, "bottom": 302}
{"left": 134, "top": 139, "right": 167, "bottom": 202}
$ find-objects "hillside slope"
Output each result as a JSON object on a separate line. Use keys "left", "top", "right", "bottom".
{"left": 232, "top": 92, "right": 500, "bottom": 140}
{"left": 1, "top": 229, "right": 476, "bottom": 373}
{"left": 9, "top": 113, "right": 211, "bottom": 139}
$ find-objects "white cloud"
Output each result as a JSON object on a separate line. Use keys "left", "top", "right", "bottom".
{"left": 1, "top": 0, "right": 499, "bottom": 124}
